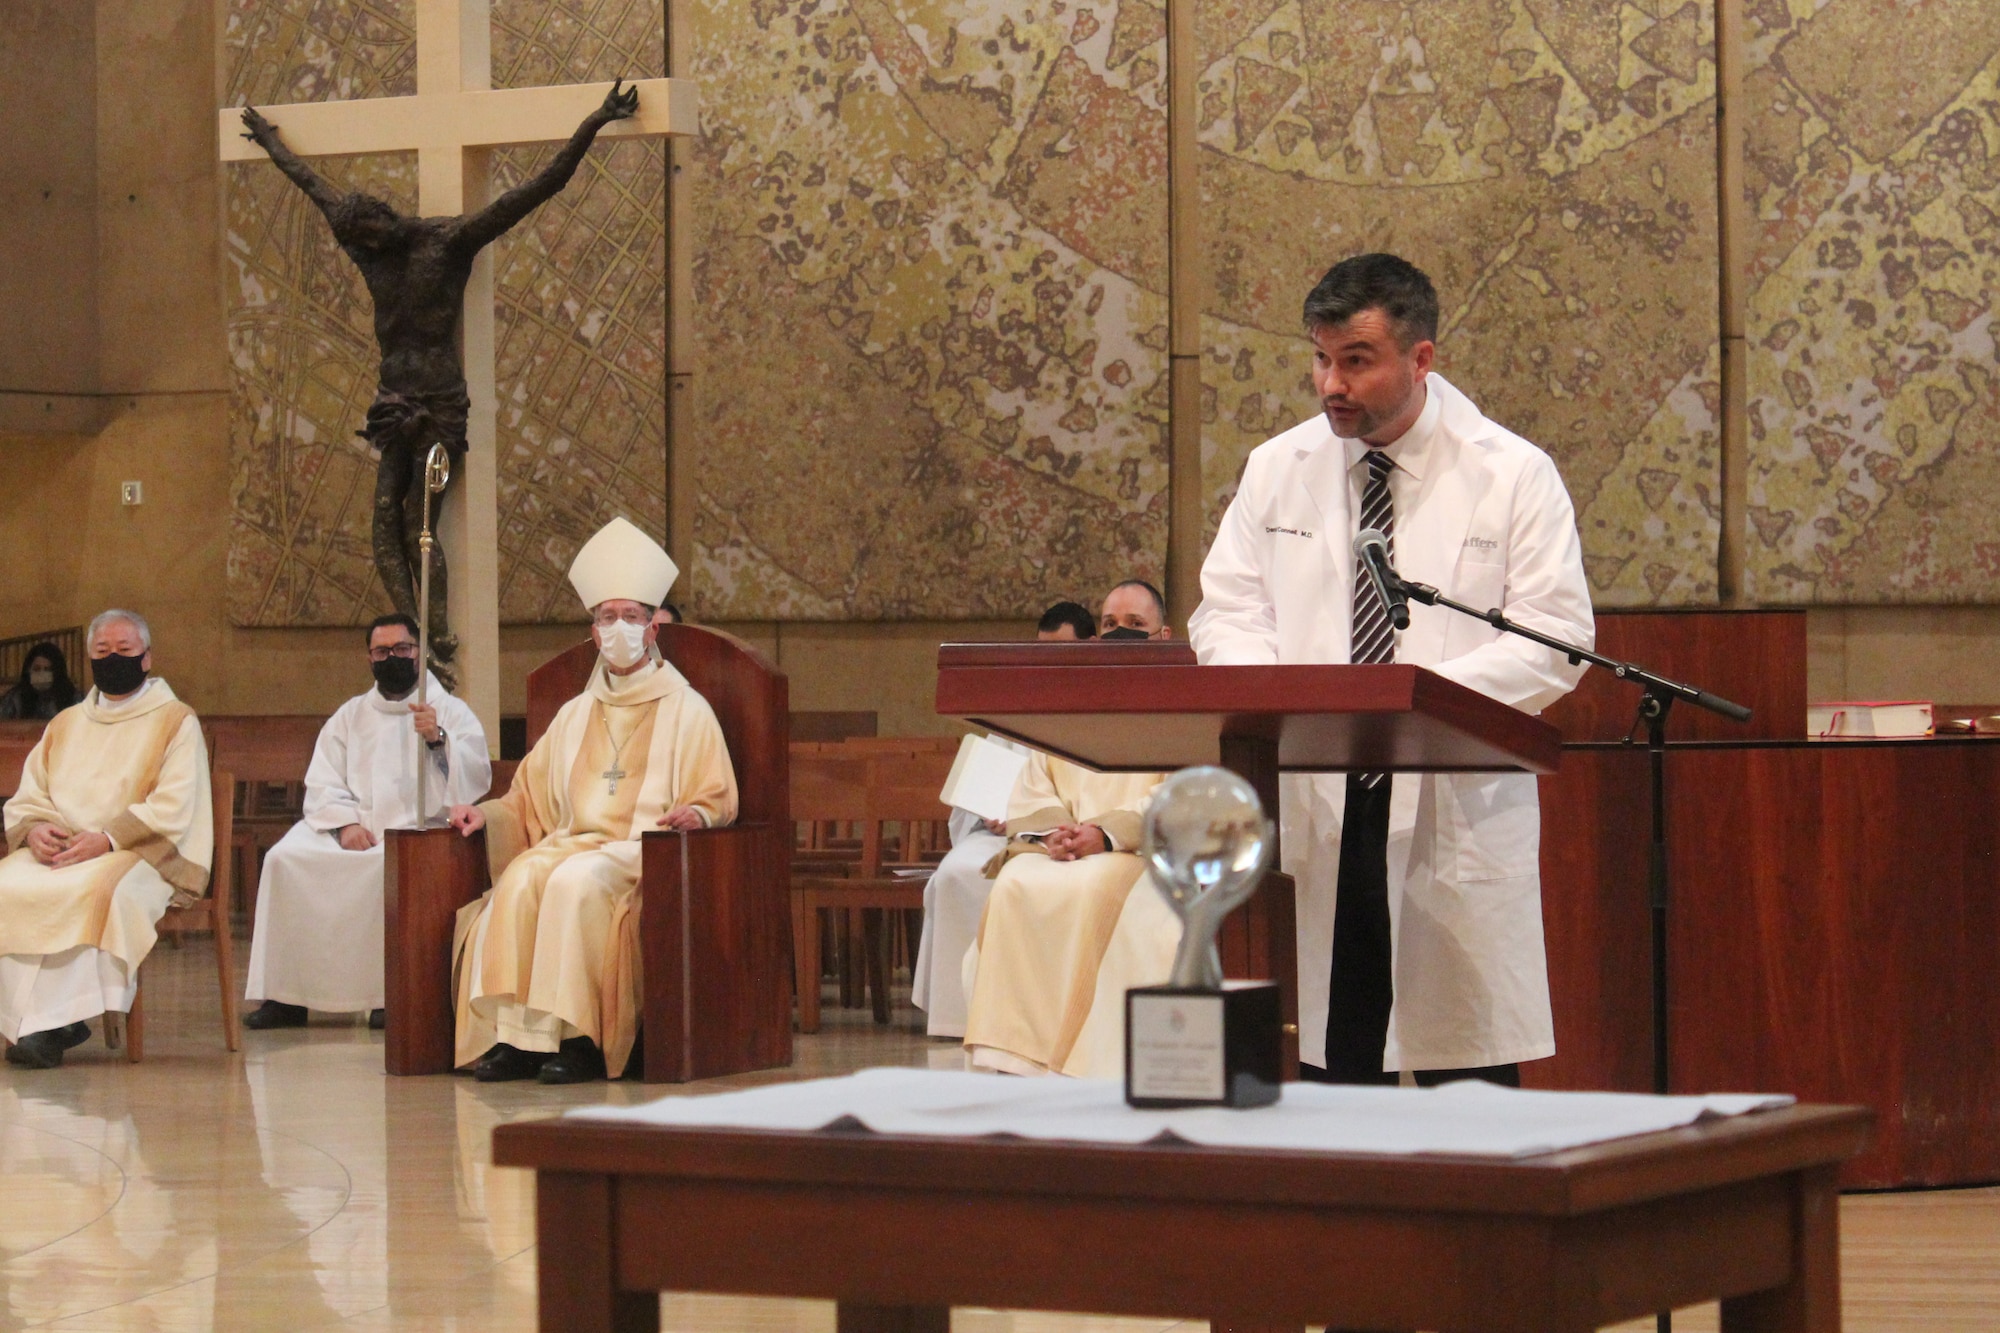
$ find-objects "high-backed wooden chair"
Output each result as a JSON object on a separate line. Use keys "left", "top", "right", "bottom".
{"left": 384, "top": 625, "right": 792, "bottom": 1082}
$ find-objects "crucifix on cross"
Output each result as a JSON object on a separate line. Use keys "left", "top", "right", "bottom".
{"left": 218, "top": 0, "right": 695, "bottom": 744}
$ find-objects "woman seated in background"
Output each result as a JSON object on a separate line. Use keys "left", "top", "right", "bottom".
{"left": 0, "top": 643, "right": 81, "bottom": 721}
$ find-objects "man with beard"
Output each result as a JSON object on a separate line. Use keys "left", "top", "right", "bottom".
{"left": 1190, "top": 253, "right": 1594, "bottom": 1087}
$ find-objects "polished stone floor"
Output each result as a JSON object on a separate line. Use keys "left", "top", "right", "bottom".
{"left": 1, "top": 934, "right": 1995, "bottom": 1331}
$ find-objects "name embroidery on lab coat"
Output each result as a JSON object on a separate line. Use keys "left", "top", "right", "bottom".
{"left": 1266, "top": 525, "right": 1314, "bottom": 538}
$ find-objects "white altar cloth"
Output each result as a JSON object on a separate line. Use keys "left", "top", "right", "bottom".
{"left": 569, "top": 1067, "right": 1792, "bottom": 1160}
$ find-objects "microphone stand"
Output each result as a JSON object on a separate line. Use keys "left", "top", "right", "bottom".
{"left": 1385, "top": 575, "right": 1751, "bottom": 1333}
{"left": 1384, "top": 576, "right": 1752, "bottom": 1084}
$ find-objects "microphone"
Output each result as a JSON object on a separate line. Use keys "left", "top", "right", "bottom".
{"left": 1353, "top": 528, "right": 1410, "bottom": 631}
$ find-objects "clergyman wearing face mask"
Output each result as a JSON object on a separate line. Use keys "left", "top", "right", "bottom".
{"left": 241, "top": 612, "right": 491, "bottom": 1032}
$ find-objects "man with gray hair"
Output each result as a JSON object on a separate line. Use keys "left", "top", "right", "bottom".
{"left": 0, "top": 609, "right": 214, "bottom": 1068}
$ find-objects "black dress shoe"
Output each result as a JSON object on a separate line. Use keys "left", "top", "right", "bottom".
{"left": 472, "top": 1043, "right": 549, "bottom": 1082}
{"left": 368, "top": 1009, "right": 385, "bottom": 1030}
{"left": 6, "top": 1022, "right": 89, "bottom": 1069}
{"left": 537, "top": 1036, "right": 607, "bottom": 1084}
{"left": 243, "top": 1000, "right": 309, "bottom": 1030}
{"left": 620, "top": 1031, "right": 644, "bottom": 1081}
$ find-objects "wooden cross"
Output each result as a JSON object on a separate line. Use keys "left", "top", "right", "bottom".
{"left": 218, "top": 0, "right": 695, "bottom": 747}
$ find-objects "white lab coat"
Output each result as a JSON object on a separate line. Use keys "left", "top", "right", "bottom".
{"left": 245, "top": 676, "right": 490, "bottom": 1011}
{"left": 1190, "top": 373, "right": 1593, "bottom": 1073}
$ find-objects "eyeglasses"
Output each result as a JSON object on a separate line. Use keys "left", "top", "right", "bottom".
{"left": 368, "top": 644, "right": 420, "bottom": 662}
{"left": 592, "top": 608, "right": 651, "bottom": 628}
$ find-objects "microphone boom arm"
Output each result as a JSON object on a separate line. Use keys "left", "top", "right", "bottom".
{"left": 1388, "top": 576, "right": 1752, "bottom": 723}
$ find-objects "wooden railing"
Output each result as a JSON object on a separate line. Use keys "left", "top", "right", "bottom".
{"left": 0, "top": 625, "right": 85, "bottom": 690}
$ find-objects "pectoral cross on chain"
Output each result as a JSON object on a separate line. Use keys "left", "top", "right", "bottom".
{"left": 602, "top": 763, "right": 628, "bottom": 795}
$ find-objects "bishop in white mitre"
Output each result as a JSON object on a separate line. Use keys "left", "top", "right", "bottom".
{"left": 1, "top": 610, "right": 212, "bottom": 1070}
{"left": 243, "top": 613, "right": 490, "bottom": 1030}
{"left": 960, "top": 750, "right": 1164, "bottom": 1076}
{"left": 448, "top": 518, "right": 737, "bottom": 1084}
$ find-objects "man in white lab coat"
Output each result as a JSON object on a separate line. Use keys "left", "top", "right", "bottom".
{"left": 1191, "top": 253, "right": 1593, "bottom": 1086}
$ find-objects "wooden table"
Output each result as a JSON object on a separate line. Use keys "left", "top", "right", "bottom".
{"left": 493, "top": 1101, "right": 1870, "bottom": 1333}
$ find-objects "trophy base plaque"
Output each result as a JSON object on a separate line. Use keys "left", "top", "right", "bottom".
{"left": 1125, "top": 980, "right": 1282, "bottom": 1109}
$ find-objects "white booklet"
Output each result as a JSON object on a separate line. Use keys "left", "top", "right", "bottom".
{"left": 938, "top": 733, "right": 1031, "bottom": 823}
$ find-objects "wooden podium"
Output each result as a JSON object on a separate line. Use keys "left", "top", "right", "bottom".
{"left": 935, "top": 642, "right": 1563, "bottom": 1072}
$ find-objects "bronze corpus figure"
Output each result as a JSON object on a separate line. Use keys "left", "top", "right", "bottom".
{"left": 239, "top": 80, "right": 640, "bottom": 684}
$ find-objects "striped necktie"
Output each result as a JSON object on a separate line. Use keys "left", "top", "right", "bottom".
{"left": 1351, "top": 449, "right": 1396, "bottom": 787}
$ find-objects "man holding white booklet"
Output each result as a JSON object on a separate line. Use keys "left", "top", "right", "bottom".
{"left": 947, "top": 583, "right": 1174, "bottom": 1075}
{"left": 910, "top": 597, "right": 1109, "bottom": 1037}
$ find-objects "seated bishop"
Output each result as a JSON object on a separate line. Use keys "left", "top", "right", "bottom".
{"left": 243, "top": 613, "right": 491, "bottom": 1031}
{"left": 448, "top": 518, "right": 737, "bottom": 1085}
{"left": 911, "top": 599, "right": 1097, "bottom": 1037}
{"left": 1, "top": 609, "right": 212, "bottom": 1070}
{"left": 960, "top": 580, "right": 1174, "bottom": 1076}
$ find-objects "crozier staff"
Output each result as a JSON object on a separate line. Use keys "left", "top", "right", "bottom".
{"left": 1190, "top": 253, "right": 1594, "bottom": 1086}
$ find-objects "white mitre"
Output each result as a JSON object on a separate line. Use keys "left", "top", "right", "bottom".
{"left": 568, "top": 516, "right": 679, "bottom": 610}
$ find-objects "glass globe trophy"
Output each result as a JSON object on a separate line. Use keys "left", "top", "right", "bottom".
{"left": 1125, "top": 766, "right": 1283, "bottom": 1109}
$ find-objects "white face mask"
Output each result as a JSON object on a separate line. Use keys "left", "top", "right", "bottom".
{"left": 597, "top": 620, "right": 649, "bottom": 670}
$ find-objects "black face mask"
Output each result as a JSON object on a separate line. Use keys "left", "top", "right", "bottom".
{"left": 1100, "top": 626, "right": 1152, "bottom": 641}
{"left": 372, "top": 655, "right": 419, "bottom": 697}
{"left": 91, "top": 652, "right": 148, "bottom": 696}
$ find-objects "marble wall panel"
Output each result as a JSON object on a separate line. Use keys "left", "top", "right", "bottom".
{"left": 1741, "top": 0, "right": 2000, "bottom": 603}
{"left": 685, "top": 0, "right": 1170, "bottom": 620}
{"left": 1198, "top": 0, "right": 1723, "bottom": 606}
{"left": 222, "top": 0, "right": 669, "bottom": 627}
{"left": 490, "top": 0, "right": 666, "bottom": 624}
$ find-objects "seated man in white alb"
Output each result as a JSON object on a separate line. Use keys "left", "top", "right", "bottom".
{"left": 960, "top": 581, "right": 1172, "bottom": 1075}
{"left": 912, "top": 600, "right": 1096, "bottom": 1038}
{"left": 1, "top": 609, "right": 212, "bottom": 1070}
{"left": 448, "top": 518, "right": 738, "bottom": 1084}
{"left": 243, "top": 613, "right": 490, "bottom": 1031}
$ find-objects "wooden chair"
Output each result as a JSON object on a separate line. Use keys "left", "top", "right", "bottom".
{"left": 790, "top": 747, "right": 955, "bottom": 1032}
{"left": 791, "top": 735, "right": 960, "bottom": 866}
{"left": 385, "top": 625, "right": 792, "bottom": 1082}
{"left": 205, "top": 715, "right": 328, "bottom": 922}
{"left": 119, "top": 759, "right": 241, "bottom": 1061}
